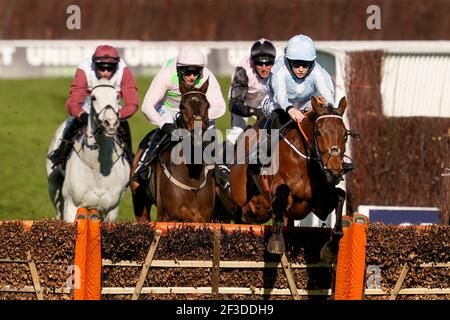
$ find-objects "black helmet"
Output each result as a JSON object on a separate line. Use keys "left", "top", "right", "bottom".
{"left": 251, "top": 38, "right": 276, "bottom": 62}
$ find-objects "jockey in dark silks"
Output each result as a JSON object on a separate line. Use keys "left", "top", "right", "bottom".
{"left": 226, "top": 38, "right": 276, "bottom": 146}
{"left": 221, "top": 39, "right": 277, "bottom": 183}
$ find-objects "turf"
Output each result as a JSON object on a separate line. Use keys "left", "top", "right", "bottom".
{"left": 0, "top": 76, "right": 231, "bottom": 221}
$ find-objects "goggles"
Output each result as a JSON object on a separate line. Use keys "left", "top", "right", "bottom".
{"left": 253, "top": 55, "right": 275, "bottom": 66}
{"left": 290, "top": 59, "right": 313, "bottom": 69}
{"left": 96, "top": 63, "right": 116, "bottom": 72}
{"left": 179, "top": 66, "right": 203, "bottom": 77}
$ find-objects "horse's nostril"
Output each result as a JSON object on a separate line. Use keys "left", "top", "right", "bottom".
{"left": 103, "top": 119, "right": 118, "bottom": 128}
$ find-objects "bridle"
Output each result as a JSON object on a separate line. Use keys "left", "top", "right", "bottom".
{"left": 177, "top": 90, "right": 209, "bottom": 138}
{"left": 282, "top": 110, "right": 357, "bottom": 181}
{"left": 84, "top": 84, "right": 120, "bottom": 149}
{"left": 158, "top": 89, "right": 214, "bottom": 192}
{"left": 311, "top": 114, "right": 346, "bottom": 173}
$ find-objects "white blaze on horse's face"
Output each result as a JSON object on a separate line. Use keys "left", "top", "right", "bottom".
{"left": 91, "top": 82, "right": 120, "bottom": 137}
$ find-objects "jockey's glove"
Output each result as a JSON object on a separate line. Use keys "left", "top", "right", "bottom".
{"left": 78, "top": 112, "right": 89, "bottom": 126}
{"left": 161, "top": 123, "right": 177, "bottom": 135}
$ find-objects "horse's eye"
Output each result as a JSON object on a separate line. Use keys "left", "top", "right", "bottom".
{"left": 91, "top": 96, "right": 96, "bottom": 101}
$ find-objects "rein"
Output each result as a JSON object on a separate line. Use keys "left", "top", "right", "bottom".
{"left": 286, "top": 111, "right": 353, "bottom": 174}
{"left": 75, "top": 84, "right": 123, "bottom": 169}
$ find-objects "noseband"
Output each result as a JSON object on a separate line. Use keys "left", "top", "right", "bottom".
{"left": 89, "top": 84, "right": 119, "bottom": 136}
{"left": 178, "top": 90, "right": 208, "bottom": 131}
{"left": 313, "top": 114, "right": 345, "bottom": 172}
{"left": 287, "top": 112, "right": 354, "bottom": 181}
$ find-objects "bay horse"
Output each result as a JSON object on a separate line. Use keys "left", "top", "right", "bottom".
{"left": 46, "top": 79, "right": 130, "bottom": 222}
{"left": 132, "top": 79, "right": 216, "bottom": 222}
{"left": 230, "top": 96, "right": 359, "bottom": 263}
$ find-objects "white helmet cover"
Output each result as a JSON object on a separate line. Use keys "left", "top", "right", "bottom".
{"left": 285, "top": 34, "right": 317, "bottom": 61}
{"left": 177, "top": 46, "right": 206, "bottom": 67}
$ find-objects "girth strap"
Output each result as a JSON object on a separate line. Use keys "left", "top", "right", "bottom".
{"left": 160, "top": 162, "right": 215, "bottom": 192}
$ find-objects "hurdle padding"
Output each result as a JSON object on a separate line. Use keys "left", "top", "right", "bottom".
{"left": 74, "top": 208, "right": 102, "bottom": 300}
{"left": 1, "top": 219, "right": 449, "bottom": 300}
{"left": 334, "top": 214, "right": 369, "bottom": 300}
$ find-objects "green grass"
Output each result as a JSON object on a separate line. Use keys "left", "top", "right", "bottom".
{"left": 0, "top": 76, "right": 231, "bottom": 221}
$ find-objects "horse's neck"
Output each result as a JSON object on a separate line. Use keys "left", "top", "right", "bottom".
{"left": 162, "top": 146, "right": 206, "bottom": 180}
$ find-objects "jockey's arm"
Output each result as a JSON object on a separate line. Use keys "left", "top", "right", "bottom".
{"left": 66, "top": 68, "right": 88, "bottom": 118}
{"left": 118, "top": 67, "right": 139, "bottom": 120}
{"left": 313, "top": 66, "right": 335, "bottom": 105}
{"left": 205, "top": 72, "right": 226, "bottom": 121}
{"left": 141, "top": 66, "right": 171, "bottom": 128}
{"left": 229, "top": 67, "right": 254, "bottom": 117}
{"left": 271, "top": 68, "right": 291, "bottom": 112}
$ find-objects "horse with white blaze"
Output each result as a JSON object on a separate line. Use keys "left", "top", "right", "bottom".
{"left": 46, "top": 79, "right": 130, "bottom": 222}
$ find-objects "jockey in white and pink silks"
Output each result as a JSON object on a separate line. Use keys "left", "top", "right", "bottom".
{"left": 129, "top": 46, "right": 226, "bottom": 191}
{"left": 226, "top": 39, "right": 277, "bottom": 147}
{"left": 48, "top": 45, "right": 139, "bottom": 168}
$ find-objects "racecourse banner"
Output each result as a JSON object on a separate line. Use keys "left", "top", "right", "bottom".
{"left": 1, "top": 40, "right": 448, "bottom": 118}
{"left": 1, "top": 40, "right": 447, "bottom": 78}
{"left": 0, "top": 40, "right": 288, "bottom": 78}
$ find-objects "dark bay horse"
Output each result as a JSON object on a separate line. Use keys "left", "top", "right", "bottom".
{"left": 132, "top": 79, "right": 216, "bottom": 222}
{"left": 230, "top": 96, "right": 359, "bottom": 262}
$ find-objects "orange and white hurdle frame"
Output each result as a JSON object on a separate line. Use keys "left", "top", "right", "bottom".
{"left": 2, "top": 214, "right": 370, "bottom": 300}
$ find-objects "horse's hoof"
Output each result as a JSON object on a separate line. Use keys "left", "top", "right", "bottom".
{"left": 320, "top": 242, "right": 338, "bottom": 264}
{"left": 267, "top": 234, "right": 285, "bottom": 255}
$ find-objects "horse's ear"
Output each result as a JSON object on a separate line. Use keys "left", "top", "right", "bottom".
{"left": 311, "top": 96, "right": 325, "bottom": 115}
{"left": 179, "top": 78, "right": 189, "bottom": 95}
{"left": 336, "top": 97, "right": 347, "bottom": 116}
{"left": 198, "top": 78, "right": 209, "bottom": 94}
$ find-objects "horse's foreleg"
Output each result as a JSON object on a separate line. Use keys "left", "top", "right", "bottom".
{"left": 131, "top": 183, "right": 153, "bottom": 221}
{"left": 320, "top": 188, "right": 346, "bottom": 264}
{"left": 105, "top": 207, "right": 118, "bottom": 222}
{"left": 64, "top": 198, "right": 78, "bottom": 223}
{"left": 267, "top": 184, "right": 290, "bottom": 255}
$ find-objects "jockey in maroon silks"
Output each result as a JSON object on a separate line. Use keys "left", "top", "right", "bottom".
{"left": 48, "top": 45, "right": 139, "bottom": 168}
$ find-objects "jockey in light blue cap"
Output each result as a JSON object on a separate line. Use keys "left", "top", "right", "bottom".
{"left": 262, "top": 34, "right": 335, "bottom": 127}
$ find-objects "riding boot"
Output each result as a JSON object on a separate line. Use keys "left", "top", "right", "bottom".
{"left": 136, "top": 129, "right": 166, "bottom": 181}
{"left": 269, "top": 109, "right": 291, "bottom": 130}
{"left": 212, "top": 139, "right": 232, "bottom": 191}
{"left": 48, "top": 117, "right": 85, "bottom": 168}
{"left": 215, "top": 164, "right": 230, "bottom": 190}
{"left": 118, "top": 120, "right": 134, "bottom": 166}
